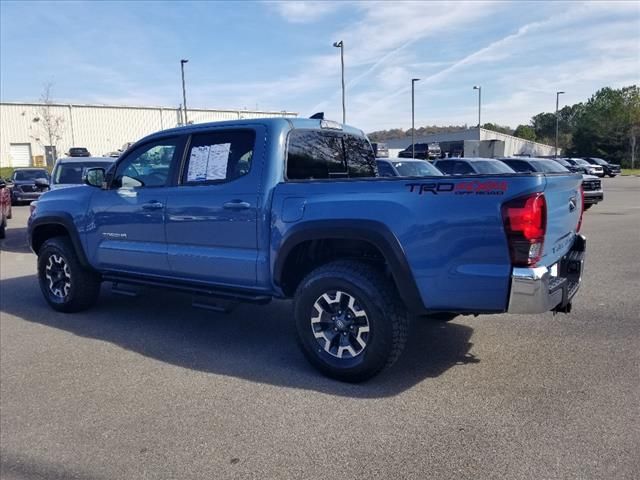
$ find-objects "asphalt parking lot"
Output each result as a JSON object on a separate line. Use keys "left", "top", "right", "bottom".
{"left": 1, "top": 176, "right": 639, "bottom": 480}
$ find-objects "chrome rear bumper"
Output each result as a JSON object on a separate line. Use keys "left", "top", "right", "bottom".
{"left": 508, "top": 234, "right": 586, "bottom": 314}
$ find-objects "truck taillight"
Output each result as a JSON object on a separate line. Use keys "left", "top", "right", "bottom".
{"left": 577, "top": 185, "right": 584, "bottom": 232}
{"left": 502, "top": 193, "right": 547, "bottom": 267}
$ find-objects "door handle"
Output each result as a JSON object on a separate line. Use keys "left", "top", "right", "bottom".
{"left": 223, "top": 200, "right": 251, "bottom": 210}
{"left": 142, "top": 201, "right": 164, "bottom": 210}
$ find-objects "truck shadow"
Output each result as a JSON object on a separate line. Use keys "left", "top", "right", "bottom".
{"left": 0, "top": 275, "right": 478, "bottom": 398}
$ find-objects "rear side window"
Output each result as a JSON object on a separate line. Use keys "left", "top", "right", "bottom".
{"left": 183, "top": 129, "right": 255, "bottom": 184}
{"left": 503, "top": 160, "right": 534, "bottom": 173}
{"left": 376, "top": 161, "right": 396, "bottom": 177}
{"left": 434, "top": 160, "right": 454, "bottom": 174}
{"left": 287, "top": 130, "right": 376, "bottom": 180}
{"left": 454, "top": 161, "right": 475, "bottom": 175}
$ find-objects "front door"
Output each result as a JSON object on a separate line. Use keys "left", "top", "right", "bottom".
{"left": 164, "top": 127, "right": 263, "bottom": 287}
{"left": 86, "top": 136, "right": 186, "bottom": 275}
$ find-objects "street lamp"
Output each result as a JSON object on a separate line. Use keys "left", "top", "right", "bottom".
{"left": 473, "top": 85, "right": 482, "bottom": 128}
{"left": 180, "top": 59, "right": 189, "bottom": 125}
{"left": 333, "top": 41, "right": 345, "bottom": 124}
{"left": 555, "top": 91, "right": 565, "bottom": 158}
{"left": 411, "top": 78, "right": 420, "bottom": 159}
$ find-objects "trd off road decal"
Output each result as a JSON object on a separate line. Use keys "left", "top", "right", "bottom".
{"left": 406, "top": 181, "right": 508, "bottom": 196}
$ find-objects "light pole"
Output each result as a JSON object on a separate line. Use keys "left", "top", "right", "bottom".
{"left": 555, "top": 91, "right": 565, "bottom": 158}
{"left": 333, "top": 41, "right": 345, "bottom": 124}
{"left": 473, "top": 85, "right": 482, "bottom": 128}
{"left": 180, "top": 59, "right": 189, "bottom": 125}
{"left": 411, "top": 78, "right": 420, "bottom": 159}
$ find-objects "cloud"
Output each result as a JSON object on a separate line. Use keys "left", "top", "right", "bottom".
{"left": 267, "top": 0, "right": 344, "bottom": 23}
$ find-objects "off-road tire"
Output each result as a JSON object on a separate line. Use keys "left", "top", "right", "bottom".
{"left": 0, "top": 219, "right": 5, "bottom": 239}
{"left": 38, "top": 236, "right": 101, "bottom": 312}
{"left": 293, "top": 260, "right": 409, "bottom": 382}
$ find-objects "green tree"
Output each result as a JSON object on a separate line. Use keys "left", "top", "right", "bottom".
{"left": 514, "top": 124, "right": 536, "bottom": 141}
{"left": 481, "top": 123, "right": 513, "bottom": 135}
{"left": 571, "top": 86, "right": 639, "bottom": 166}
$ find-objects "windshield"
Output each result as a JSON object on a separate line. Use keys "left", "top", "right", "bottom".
{"left": 529, "top": 159, "right": 570, "bottom": 173}
{"left": 392, "top": 161, "right": 443, "bottom": 176}
{"left": 573, "top": 158, "right": 591, "bottom": 166}
{"left": 472, "top": 160, "right": 515, "bottom": 174}
{"left": 52, "top": 161, "right": 113, "bottom": 184}
{"left": 554, "top": 158, "right": 571, "bottom": 167}
{"left": 589, "top": 157, "right": 608, "bottom": 166}
{"left": 13, "top": 170, "right": 49, "bottom": 181}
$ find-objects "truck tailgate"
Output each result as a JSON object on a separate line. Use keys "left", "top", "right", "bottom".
{"left": 539, "top": 174, "right": 582, "bottom": 268}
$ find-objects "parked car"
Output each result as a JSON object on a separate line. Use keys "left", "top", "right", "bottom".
{"left": 0, "top": 177, "right": 12, "bottom": 239}
{"left": 28, "top": 117, "right": 586, "bottom": 382}
{"left": 8, "top": 168, "right": 50, "bottom": 205}
{"left": 50, "top": 157, "right": 116, "bottom": 189}
{"left": 68, "top": 147, "right": 91, "bottom": 157}
{"left": 398, "top": 142, "right": 441, "bottom": 160}
{"left": 376, "top": 158, "right": 443, "bottom": 177}
{"left": 499, "top": 157, "right": 603, "bottom": 210}
{"left": 583, "top": 157, "right": 620, "bottom": 177}
{"left": 552, "top": 157, "right": 582, "bottom": 173}
{"left": 433, "top": 157, "right": 516, "bottom": 175}
{"left": 371, "top": 142, "right": 389, "bottom": 158}
{"left": 562, "top": 158, "right": 604, "bottom": 177}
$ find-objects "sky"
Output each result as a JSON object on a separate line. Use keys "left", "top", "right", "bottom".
{"left": 1, "top": 0, "right": 639, "bottom": 132}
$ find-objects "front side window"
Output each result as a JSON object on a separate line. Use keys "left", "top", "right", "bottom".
{"left": 113, "top": 139, "right": 181, "bottom": 188}
{"left": 183, "top": 129, "right": 255, "bottom": 184}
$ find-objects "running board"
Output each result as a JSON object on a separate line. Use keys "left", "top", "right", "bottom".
{"left": 103, "top": 274, "right": 272, "bottom": 304}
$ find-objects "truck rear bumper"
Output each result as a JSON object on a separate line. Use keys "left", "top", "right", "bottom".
{"left": 507, "top": 234, "right": 586, "bottom": 314}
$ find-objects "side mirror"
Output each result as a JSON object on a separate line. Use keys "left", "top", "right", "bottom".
{"left": 35, "top": 178, "right": 50, "bottom": 188}
{"left": 84, "top": 168, "right": 106, "bottom": 188}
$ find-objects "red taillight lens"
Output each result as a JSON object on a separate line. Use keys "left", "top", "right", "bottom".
{"left": 577, "top": 185, "right": 584, "bottom": 232}
{"left": 502, "top": 193, "right": 547, "bottom": 267}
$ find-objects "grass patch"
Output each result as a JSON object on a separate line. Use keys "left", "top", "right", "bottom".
{"left": 621, "top": 169, "right": 640, "bottom": 176}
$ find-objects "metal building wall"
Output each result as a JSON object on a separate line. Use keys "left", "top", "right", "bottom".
{"left": 479, "top": 128, "right": 558, "bottom": 157}
{"left": 0, "top": 102, "right": 297, "bottom": 167}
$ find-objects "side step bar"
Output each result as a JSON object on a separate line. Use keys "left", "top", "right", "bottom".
{"left": 103, "top": 274, "right": 272, "bottom": 305}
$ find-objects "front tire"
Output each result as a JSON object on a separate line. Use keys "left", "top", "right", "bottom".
{"left": 38, "top": 236, "right": 101, "bottom": 312}
{"left": 293, "top": 260, "right": 409, "bottom": 382}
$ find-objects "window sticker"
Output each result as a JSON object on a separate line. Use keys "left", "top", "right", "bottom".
{"left": 187, "top": 143, "right": 231, "bottom": 182}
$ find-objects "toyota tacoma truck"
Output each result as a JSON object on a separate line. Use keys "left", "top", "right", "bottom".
{"left": 28, "top": 118, "right": 586, "bottom": 382}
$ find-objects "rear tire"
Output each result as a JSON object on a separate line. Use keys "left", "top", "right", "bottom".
{"left": 38, "top": 236, "right": 101, "bottom": 312}
{"left": 293, "top": 260, "right": 409, "bottom": 382}
{"left": 0, "top": 219, "right": 5, "bottom": 239}
{"left": 584, "top": 204, "right": 593, "bottom": 210}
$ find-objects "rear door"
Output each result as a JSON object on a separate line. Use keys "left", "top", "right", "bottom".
{"left": 164, "top": 127, "right": 264, "bottom": 286}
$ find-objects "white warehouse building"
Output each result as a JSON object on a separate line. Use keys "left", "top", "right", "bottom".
{"left": 0, "top": 102, "right": 297, "bottom": 167}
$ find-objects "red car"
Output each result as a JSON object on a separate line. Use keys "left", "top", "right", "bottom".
{"left": 0, "top": 177, "right": 12, "bottom": 239}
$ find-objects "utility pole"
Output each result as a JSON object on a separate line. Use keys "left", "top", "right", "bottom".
{"left": 333, "top": 41, "right": 345, "bottom": 123}
{"left": 412, "top": 78, "right": 420, "bottom": 158}
{"left": 181, "top": 59, "right": 189, "bottom": 124}
{"left": 473, "top": 85, "right": 482, "bottom": 128}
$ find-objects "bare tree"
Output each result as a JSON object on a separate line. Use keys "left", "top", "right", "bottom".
{"left": 31, "top": 82, "right": 65, "bottom": 163}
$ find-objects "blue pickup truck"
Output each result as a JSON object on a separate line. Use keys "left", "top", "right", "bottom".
{"left": 28, "top": 118, "right": 586, "bottom": 381}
